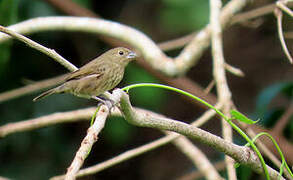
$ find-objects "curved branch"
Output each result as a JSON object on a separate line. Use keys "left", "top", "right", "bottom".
{"left": 175, "top": 0, "right": 248, "bottom": 74}
{"left": 0, "top": 0, "right": 247, "bottom": 76}
{"left": 0, "top": 16, "right": 175, "bottom": 75}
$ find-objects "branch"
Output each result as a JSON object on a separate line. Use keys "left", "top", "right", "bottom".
{"left": 0, "top": 25, "right": 78, "bottom": 71}
{"left": 175, "top": 0, "right": 248, "bottom": 74}
{"left": 276, "top": 0, "right": 293, "bottom": 17}
{"left": 0, "top": 99, "right": 224, "bottom": 180}
{"left": 0, "top": 107, "right": 96, "bottom": 138}
{"left": 51, "top": 103, "right": 221, "bottom": 180}
{"left": 172, "top": 136, "right": 224, "bottom": 180}
{"left": 274, "top": 6, "right": 293, "bottom": 63}
{"left": 210, "top": 0, "right": 236, "bottom": 179}
{"left": 65, "top": 105, "right": 109, "bottom": 180}
{"left": 0, "top": 16, "right": 174, "bottom": 75}
{"left": 112, "top": 89, "right": 285, "bottom": 180}
{"left": 0, "top": 0, "right": 247, "bottom": 76}
{"left": 0, "top": 74, "right": 66, "bottom": 103}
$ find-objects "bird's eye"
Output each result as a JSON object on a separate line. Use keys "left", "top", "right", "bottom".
{"left": 118, "top": 51, "right": 124, "bottom": 56}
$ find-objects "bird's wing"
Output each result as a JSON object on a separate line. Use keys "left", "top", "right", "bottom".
{"left": 65, "top": 68, "right": 103, "bottom": 81}
{"left": 65, "top": 56, "right": 104, "bottom": 81}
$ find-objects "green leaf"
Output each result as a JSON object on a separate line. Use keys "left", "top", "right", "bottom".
{"left": 230, "top": 109, "right": 259, "bottom": 124}
{"left": 234, "top": 162, "right": 240, "bottom": 168}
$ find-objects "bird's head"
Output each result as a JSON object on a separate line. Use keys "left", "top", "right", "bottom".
{"left": 107, "top": 47, "right": 137, "bottom": 66}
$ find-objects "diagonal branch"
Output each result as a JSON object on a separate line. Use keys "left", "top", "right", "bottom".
{"left": 0, "top": 107, "right": 96, "bottom": 138}
{"left": 65, "top": 105, "right": 109, "bottom": 180}
{"left": 0, "top": 74, "right": 66, "bottom": 103}
{"left": 0, "top": 26, "right": 77, "bottom": 71}
{"left": 112, "top": 89, "right": 285, "bottom": 180}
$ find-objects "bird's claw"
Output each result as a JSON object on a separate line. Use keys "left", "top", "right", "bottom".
{"left": 92, "top": 96, "right": 115, "bottom": 112}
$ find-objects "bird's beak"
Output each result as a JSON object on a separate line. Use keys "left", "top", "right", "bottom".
{"left": 127, "top": 52, "right": 137, "bottom": 59}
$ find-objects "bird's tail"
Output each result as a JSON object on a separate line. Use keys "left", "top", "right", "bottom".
{"left": 33, "top": 88, "right": 58, "bottom": 101}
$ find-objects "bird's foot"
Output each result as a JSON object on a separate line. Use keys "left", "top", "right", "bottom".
{"left": 92, "top": 96, "right": 115, "bottom": 111}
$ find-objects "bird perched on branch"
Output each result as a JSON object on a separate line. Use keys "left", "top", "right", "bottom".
{"left": 33, "top": 47, "right": 137, "bottom": 104}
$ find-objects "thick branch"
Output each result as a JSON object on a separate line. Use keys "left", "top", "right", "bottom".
{"left": 112, "top": 89, "right": 284, "bottom": 180}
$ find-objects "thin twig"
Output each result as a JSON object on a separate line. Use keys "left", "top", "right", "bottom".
{"left": 65, "top": 105, "right": 109, "bottom": 180}
{"left": 232, "top": 4, "right": 276, "bottom": 24}
{"left": 158, "top": 33, "right": 196, "bottom": 51}
{"left": 274, "top": 7, "right": 293, "bottom": 63}
{"left": 204, "top": 80, "right": 215, "bottom": 95}
{"left": 224, "top": 63, "right": 245, "bottom": 77}
{"left": 0, "top": 25, "right": 78, "bottom": 71}
{"left": 0, "top": 74, "right": 66, "bottom": 103}
{"left": 0, "top": 107, "right": 95, "bottom": 138}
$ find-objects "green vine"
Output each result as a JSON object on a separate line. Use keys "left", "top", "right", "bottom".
{"left": 244, "top": 132, "right": 293, "bottom": 178}
{"left": 121, "top": 83, "right": 292, "bottom": 180}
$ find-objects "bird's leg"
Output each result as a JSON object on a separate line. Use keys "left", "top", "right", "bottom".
{"left": 91, "top": 96, "right": 106, "bottom": 104}
{"left": 91, "top": 96, "right": 114, "bottom": 111}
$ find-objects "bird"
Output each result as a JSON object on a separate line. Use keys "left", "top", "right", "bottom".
{"left": 33, "top": 47, "right": 137, "bottom": 103}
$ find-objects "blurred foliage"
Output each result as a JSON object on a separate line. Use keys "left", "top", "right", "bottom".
{"left": 0, "top": 0, "right": 18, "bottom": 25}
{"left": 72, "top": 0, "right": 91, "bottom": 9}
{"left": 18, "top": 0, "right": 57, "bottom": 19}
{"left": 254, "top": 81, "right": 292, "bottom": 128}
{"left": 124, "top": 63, "right": 166, "bottom": 111}
{"left": 0, "top": 0, "right": 18, "bottom": 77}
{"left": 103, "top": 117, "right": 136, "bottom": 148}
{"left": 237, "top": 165, "right": 253, "bottom": 180}
{"left": 160, "top": 0, "right": 209, "bottom": 33}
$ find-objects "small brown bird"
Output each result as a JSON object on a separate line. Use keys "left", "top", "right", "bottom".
{"left": 33, "top": 47, "right": 136, "bottom": 103}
